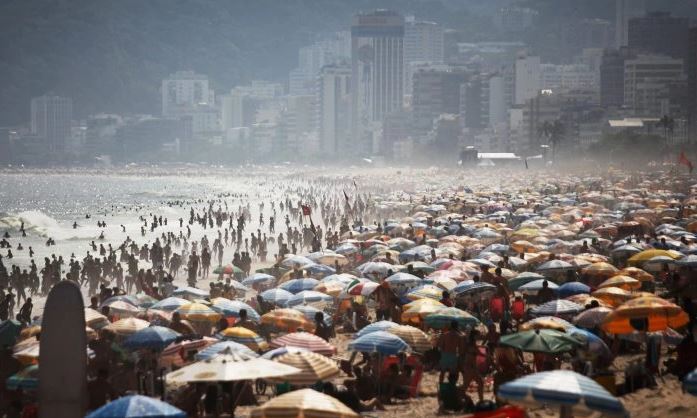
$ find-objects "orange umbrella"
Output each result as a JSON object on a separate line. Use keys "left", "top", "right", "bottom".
{"left": 582, "top": 262, "right": 619, "bottom": 279}
{"left": 597, "top": 275, "right": 641, "bottom": 291}
{"left": 592, "top": 287, "right": 633, "bottom": 307}
{"left": 602, "top": 296, "right": 689, "bottom": 334}
{"left": 618, "top": 267, "right": 654, "bottom": 282}
{"left": 261, "top": 308, "right": 316, "bottom": 333}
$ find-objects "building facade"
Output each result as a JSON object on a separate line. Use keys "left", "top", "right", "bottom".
{"left": 161, "top": 71, "right": 214, "bottom": 118}
{"left": 30, "top": 95, "right": 73, "bottom": 154}
{"left": 624, "top": 54, "right": 686, "bottom": 117}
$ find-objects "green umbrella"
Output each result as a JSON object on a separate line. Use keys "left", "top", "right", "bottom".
{"left": 508, "top": 272, "right": 546, "bottom": 290}
{"left": 424, "top": 307, "right": 480, "bottom": 330}
{"left": 213, "top": 264, "right": 244, "bottom": 276}
{"left": 500, "top": 329, "right": 581, "bottom": 354}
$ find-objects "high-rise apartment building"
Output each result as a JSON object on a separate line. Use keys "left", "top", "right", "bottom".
{"left": 30, "top": 95, "right": 73, "bottom": 154}
{"left": 514, "top": 55, "right": 541, "bottom": 105}
{"left": 628, "top": 12, "right": 690, "bottom": 61}
{"left": 161, "top": 71, "right": 215, "bottom": 118}
{"left": 600, "top": 47, "right": 636, "bottom": 108}
{"left": 318, "top": 65, "right": 352, "bottom": 156}
{"left": 688, "top": 27, "right": 697, "bottom": 141}
{"left": 412, "top": 65, "right": 468, "bottom": 136}
{"left": 624, "top": 54, "right": 686, "bottom": 117}
{"left": 615, "top": 0, "right": 646, "bottom": 48}
{"left": 404, "top": 19, "right": 444, "bottom": 95}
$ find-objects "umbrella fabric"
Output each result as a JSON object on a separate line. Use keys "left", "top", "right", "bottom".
{"left": 172, "top": 286, "right": 209, "bottom": 300}
{"left": 259, "top": 289, "right": 294, "bottom": 306}
{"left": 500, "top": 329, "right": 581, "bottom": 354}
{"left": 597, "top": 275, "right": 641, "bottom": 291}
{"left": 160, "top": 338, "right": 218, "bottom": 368}
{"left": 401, "top": 299, "right": 446, "bottom": 324}
{"left": 684, "top": 368, "right": 697, "bottom": 396}
{"left": 519, "top": 316, "right": 573, "bottom": 332}
{"left": 85, "top": 395, "right": 186, "bottom": 418}
{"left": 103, "top": 300, "right": 141, "bottom": 318}
{"left": 280, "top": 278, "right": 321, "bottom": 294}
{"left": 250, "top": 388, "right": 359, "bottom": 418}
{"left": 573, "top": 307, "right": 613, "bottom": 329}
{"left": 509, "top": 272, "right": 546, "bottom": 290}
{"left": 530, "top": 300, "right": 584, "bottom": 317}
{"left": 386, "top": 325, "right": 432, "bottom": 353}
{"left": 348, "top": 331, "right": 409, "bottom": 355}
{"left": 617, "top": 267, "right": 654, "bottom": 282}
{"left": 355, "top": 320, "right": 399, "bottom": 338}
{"left": 385, "top": 272, "right": 422, "bottom": 295}
{"left": 281, "top": 255, "right": 315, "bottom": 268}
{"left": 149, "top": 297, "right": 190, "bottom": 312}
{"left": 557, "top": 282, "right": 590, "bottom": 299}
{"left": 175, "top": 303, "right": 222, "bottom": 323}
{"left": 628, "top": 249, "right": 681, "bottom": 265}
{"left": 343, "top": 280, "right": 379, "bottom": 297}
{"left": 104, "top": 318, "right": 151, "bottom": 336}
{"left": 425, "top": 307, "right": 480, "bottom": 330}
{"left": 536, "top": 260, "right": 573, "bottom": 273}
{"left": 210, "top": 298, "right": 260, "bottom": 322}
{"left": 519, "top": 279, "right": 559, "bottom": 295}
{"left": 166, "top": 353, "right": 300, "bottom": 383}
{"left": 582, "top": 262, "right": 620, "bottom": 278}
{"left": 262, "top": 346, "right": 310, "bottom": 360}
{"left": 270, "top": 351, "right": 340, "bottom": 385}
{"left": 261, "top": 309, "right": 316, "bottom": 332}
{"left": 217, "top": 327, "right": 268, "bottom": 351}
{"left": 602, "top": 296, "right": 689, "bottom": 334}
{"left": 122, "top": 326, "right": 181, "bottom": 351}
{"left": 452, "top": 281, "right": 496, "bottom": 297}
{"left": 270, "top": 332, "right": 336, "bottom": 356}
{"left": 195, "top": 341, "right": 258, "bottom": 360}
{"left": 406, "top": 284, "right": 444, "bottom": 301}
{"left": 286, "top": 291, "right": 334, "bottom": 307}
{"left": 85, "top": 308, "right": 111, "bottom": 329}
{"left": 676, "top": 254, "right": 697, "bottom": 267}
{"left": 592, "top": 287, "right": 633, "bottom": 307}
{"left": 498, "top": 370, "right": 626, "bottom": 417}
{"left": 6, "top": 365, "right": 38, "bottom": 391}
{"left": 241, "top": 273, "right": 277, "bottom": 286}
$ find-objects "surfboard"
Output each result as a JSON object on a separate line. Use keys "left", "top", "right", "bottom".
{"left": 39, "top": 280, "right": 87, "bottom": 418}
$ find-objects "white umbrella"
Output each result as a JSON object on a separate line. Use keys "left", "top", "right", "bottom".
{"left": 166, "top": 350, "right": 300, "bottom": 383}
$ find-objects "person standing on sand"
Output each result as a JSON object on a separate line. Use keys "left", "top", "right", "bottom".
{"left": 437, "top": 320, "right": 462, "bottom": 385}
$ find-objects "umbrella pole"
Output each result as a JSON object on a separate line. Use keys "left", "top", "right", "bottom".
{"left": 560, "top": 405, "right": 573, "bottom": 418}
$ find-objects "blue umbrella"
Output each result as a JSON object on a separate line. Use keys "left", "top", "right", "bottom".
{"left": 241, "top": 273, "right": 277, "bottom": 287}
{"left": 558, "top": 282, "right": 591, "bottom": 298}
{"left": 684, "top": 368, "right": 697, "bottom": 396}
{"left": 348, "top": 331, "right": 409, "bottom": 355}
{"left": 498, "top": 370, "right": 627, "bottom": 417}
{"left": 566, "top": 328, "right": 611, "bottom": 359}
{"left": 285, "top": 290, "right": 334, "bottom": 307}
{"left": 531, "top": 300, "right": 584, "bottom": 317}
{"left": 210, "top": 299, "right": 260, "bottom": 322}
{"left": 305, "top": 264, "right": 336, "bottom": 277}
{"left": 280, "top": 278, "right": 320, "bottom": 294}
{"left": 385, "top": 272, "right": 422, "bottom": 295}
{"left": 452, "top": 281, "right": 496, "bottom": 297}
{"left": 195, "top": 341, "right": 257, "bottom": 360}
{"left": 122, "top": 326, "right": 181, "bottom": 351}
{"left": 86, "top": 395, "right": 186, "bottom": 418}
{"left": 291, "top": 305, "right": 333, "bottom": 326}
{"left": 259, "top": 288, "right": 293, "bottom": 306}
{"left": 355, "top": 320, "right": 398, "bottom": 338}
{"left": 519, "top": 279, "right": 559, "bottom": 295}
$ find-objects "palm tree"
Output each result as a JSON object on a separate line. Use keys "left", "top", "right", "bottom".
{"left": 538, "top": 119, "right": 565, "bottom": 159}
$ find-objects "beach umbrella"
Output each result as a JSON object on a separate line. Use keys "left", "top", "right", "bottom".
{"left": 592, "top": 287, "right": 633, "bottom": 307}
{"left": 335, "top": 242, "right": 358, "bottom": 255}
{"left": 291, "top": 305, "right": 333, "bottom": 326}
{"left": 166, "top": 351, "right": 301, "bottom": 384}
{"left": 6, "top": 365, "right": 39, "bottom": 391}
{"left": 160, "top": 338, "right": 218, "bottom": 367}
{"left": 214, "top": 264, "right": 244, "bottom": 276}
{"left": 104, "top": 318, "right": 151, "bottom": 337}
{"left": 261, "top": 308, "right": 316, "bottom": 333}
{"left": 425, "top": 307, "right": 480, "bottom": 330}
{"left": 175, "top": 303, "right": 221, "bottom": 323}
{"left": 313, "top": 281, "right": 346, "bottom": 297}
{"left": 385, "top": 272, "right": 422, "bottom": 293}
{"left": 573, "top": 307, "right": 613, "bottom": 329}
{"left": 519, "top": 279, "right": 559, "bottom": 295}
{"left": 676, "top": 254, "right": 697, "bottom": 267}
{"left": 406, "top": 284, "right": 445, "bottom": 301}
{"left": 683, "top": 368, "right": 697, "bottom": 396}
{"left": 536, "top": 260, "right": 573, "bottom": 274}
{"left": 195, "top": 341, "right": 258, "bottom": 361}
{"left": 172, "top": 286, "right": 209, "bottom": 300}
{"left": 280, "top": 278, "right": 320, "bottom": 294}
{"left": 262, "top": 346, "right": 310, "bottom": 359}
{"left": 423, "top": 275, "right": 458, "bottom": 291}
{"left": 0, "top": 320, "right": 22, "bottom": 347}
{"left": 628, "top": 249, "right": 681, "bottom": 265}
{"left": 401, "top": 261, "right": 436, "bottom": 274}
{"left": 452, "top": 281, "right": 496, "bottom": 297}
{"left": 602, "top": 296, "right": 689, "bottom": 334}
{"left": 241, "top": 272, "right": 277, "bottom": 287}
{"left": 149, "top": 297, "right": 190, "bottom": 312}
{"left": 386, "top": 325, "right": 432, "bottom": 353}
{"left": 520, "top": 316, "right": 574, "bottom": 332}
{"left": 270, "top": 332, "right": 336, "bottom": 356}
{"left": 259, "top": 289, "right": 294, "bottom": 306}
{"left": 355, "top": 320, "right": 399, "bottom": 338}
{"left": 500, "top": 329, "right": 581, "bottom": 354}
{"left": 617, "top": 267, "right": 654, "bottom": 282}
{"left": 286, "top": 290, "right": 334, "bottom": 307}
{"left": 582, "top": 262, "right": 619, "bottom": 279}
{"left": 530, "top": 300, "right": 584, "bottom": 318}
{"left": 315, "top": 253, "right": 349, "bottom": 266}
{"left": 349, "top": 331, "right": 409, "bottom": 355}
{"left": 85, "top": 308, "right": 111, "bottom": 329}
{"left": 557, "top": 282, "right": 590, "bottom": 298}
{"left": 343, "top": 280, "right": 379, "bottom": 297}
{"left": 509, "top": 272, "right": 547, "bottom": 290}
{"left": 357, "top": 261, "right": 394, "bottom": 280}
{"left": 597, "top": 275, "right": 641, "bottom": 291}
{"left": 566, "top": 328, "right": 612, "bottom": 359}
{"left": 210, "top": 298, "right": 260, "bottom": 322}
{"left": 270, "top": 351, "right": 340, "bottom": 385}
{"left": 122, "top": 326, "right": 180, "bottom": 351}
{"left": 133, "top": 294, "right": 159, "bottom": 309}
{"left": 281, "top": 255, "right": 315, "bottom": 268}
{"left": 250, "top": 388, "right": 359, "bottom": 418}
{"left": 217, "top": 327, "right": 268, "bottom": 351}
{"left": 103, "top": 300, "right": 141, "bottom": 318}
{"left": 497, "top": 370, "right": 627, "bottom": 417}
{"left": 305, "top": 264, "right": 337, "bottom": 278}
{"left": 401, "top": 299, "right": 445, "bottom": 324}
{"left": 85, "top": 395, "right": 186, "bottom": 418}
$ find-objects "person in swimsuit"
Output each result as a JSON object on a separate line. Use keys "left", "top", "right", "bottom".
{"left": 437, "top": 320, "right": 461, "bottom": 384}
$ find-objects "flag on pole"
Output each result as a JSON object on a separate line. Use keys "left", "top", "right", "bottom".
{"left": 678, "top": 151, "right": 694, "bottom": 173}
{"left": 301, "top": 204, "right": 312, "bottom": 216}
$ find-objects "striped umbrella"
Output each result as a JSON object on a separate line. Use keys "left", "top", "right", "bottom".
{"left": 592, "top": 287, "right": 633, "bottom": 307}
{"left": 683, "top": 368, "right": 697, "bottom": 396}
{"left": 343, "top": 280, "right": 379, "bottom": 297}
{"left": 355, "top": 320, "right": 399, "bottom": 338}
{"left": 101, "top": 295, "right": 139, "bottom": 308}
{"left": 271, "top": 351, "right": 340, "bottom": 385}
{"left": 498, "top": 370, "right": 626, "bottom": 417}
{"left": 401, "top": 299, "right": 445, "bottom": 324}
{"left": 122, "top": 326, "right": 181, "bottom": 351}
{"left": 103, "top": 300, "right": 141, "bottom": 318}
{"left": 406, "top": 284, "right": 445, "bottom": 301}
{"left": 386, "top": 325, "right": 432, "bottom": 353}
{"left": 6, "top": 365, "right": 38, "bottom": 391}
{"left": 425, "top": 307, "right": 480, "bottom": 330}
{"left": 348, "top": 331, "right": 410, "bottom": 355}
{"left": 217, "top": 327, "right": 268, "bottom": 351}
{"left": 260, "top": 289, "right": 294, "bottom": 306}
{"left": 286, "top": 291, "right": 334, "bottom": 307}
{"left": 530, "top": 300, "right": 584, "bottom": 318}
{"left": 103, "top": 317, "right": 151, "bottom": 336}
{"left": 270, "top": 332, "right": 335, "bottom": 356}
{"left": 313, "top": 281, "right": 346, "bottom": 297}
{"left": 573, "top": 307, "right": 613, "bottom": 329}
{"left": 262, "top": 346, "right": 310, "bottom": 360}
{"left": 175, "top": 303, "right": 222, "bottom": 323}
{"left": 280, "top": 278, "right": 321, "bottom": 294}
{"left": 149, "top": 297, "right": 191, "bottom": 312}
{"left": 250, "top": 388, "right": 359, "bottom": 418}
{"left": 160, "top": 338, "right": 219, "bottom": 367}
{"left": 210, "top": 298, "right": 260, "bottom": 322}
{"left": 500, "top": 329, "right": 581, "bottom": 354}
{"left": 86, "top": 395, "right": 186, "bottom": 418}
{"left": 195, "top": 341, "right": 258, "bottom": 361}
{"left": 242, "top": 272, "right": 277, "bottom": 287}
{"left": 261, "top": 309, "right": 316, "bottom": 333}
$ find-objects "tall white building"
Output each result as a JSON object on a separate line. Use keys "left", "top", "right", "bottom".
{"left": 161, "top": 71, "right": 215, "bottom": 118}
{"left": 514, "top": 55, "right": 541, "bottom": 105}
{"left": 289, "top": 32, "right": 351, "bottom": 96}
{"left": 540, "top": 64, "right": 598, "bottom": 92}
{"left": 615, "top": 0, "right": 646, "bottom": 48}
{"left": 404, "top": 18, "right": 444, "bottom": 95}
{"left": 30, "top": 95, "right": 73, "bottom": 153}
{"left": 318, "top": 65, "right": 352, "bottom": 155}
{"left": 488, "top": 75, "right": 507, "bottom": 127}
{"left": 351, "top": 10, "right": 405, "bottom": 153}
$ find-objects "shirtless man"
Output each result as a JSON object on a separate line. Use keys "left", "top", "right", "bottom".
{"left": 437, "top": 320, "right": 461, "bottom": 384}
{"left": 460, "top": 329, "right": 485, "bottom": 403}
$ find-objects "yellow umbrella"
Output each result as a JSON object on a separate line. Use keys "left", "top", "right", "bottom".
{"left": 511, "top": 240, "right": 540, "bottom": 253}
{"left": 628, "top": 249, "right": 681, "bottom": 266}
{"left": 597, "top": 275, "right": 642, "bottom": 291}
{"left": 103, "top": 317, "right": 151, "bottom": 336}
{"left": 602, "top": 296, "right": 689, "bottom": 334}
{"left": 618, "top": 267, "right": 654, "bottom": 282}
{"left": 401, "top": 299, "right": 445, "bottom": 324}
{"left": 313, "top": 281, "right": 345, "bottom": 297}
{"left": 386, "top": 325, "right": 432, "bottom": 353}
{"left": 261, "top": 309, "right": 316, "bottom": 333}
{"left": 218, "top": 327, "right": 268, "bottom": 351}
{"left": 271, "top": 351, "right": 340, "bottom": 385}
{"left": 175, "top": 303, "right": 222, "bottom": 323}
{"left": 406, "top": 284, "right": 444, "bottom": 301}
{"left": 251, "top": 388, "right": 359, "bottom": 418}
{"left": 592, "top": 287, "right": 633, "bottom": 307}
{"left": 582, "top": 262, "right": 619, "bottom": 279}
